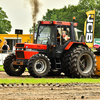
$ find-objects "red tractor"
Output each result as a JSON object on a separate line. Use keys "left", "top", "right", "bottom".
{"left": 3, "top": 21, "right": 96, "bottom": 78}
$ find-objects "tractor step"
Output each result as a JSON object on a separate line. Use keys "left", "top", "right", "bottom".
{"left": 54, "top": 59, "right": 62, "bottom": 69}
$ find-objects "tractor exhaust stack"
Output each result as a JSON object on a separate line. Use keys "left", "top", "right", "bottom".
{"left": 33, "top": 23, "right": 35, "bottom": 43}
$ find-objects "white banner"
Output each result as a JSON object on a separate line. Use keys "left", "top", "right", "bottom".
{"left": 0, "top": 53, "right": 9, "bottom": 65}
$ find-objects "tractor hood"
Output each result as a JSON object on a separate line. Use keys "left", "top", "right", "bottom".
{"left": 15, "top": 43, "right": 47, "bottom": 50}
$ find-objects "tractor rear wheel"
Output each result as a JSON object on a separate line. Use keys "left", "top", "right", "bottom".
{"left": 3, "top": 53, "right": 25, "bottom": 76}
{"left": 27, "top": 54, "right": 51, "bottom": 77}
{"left": 70, "top": 46, "right": 97, "bottom": 78}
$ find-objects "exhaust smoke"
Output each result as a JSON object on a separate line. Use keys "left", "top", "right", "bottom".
{"left": 29, "top": 0, "right": 40, "bottom": 23}
{"left": 28, "top": 0, "right": 41, "bottom": 43}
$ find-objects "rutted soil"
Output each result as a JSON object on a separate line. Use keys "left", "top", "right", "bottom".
{"left": 0, "top": 72, "right": 100, "bottom": 100}
{"left": 1, "top": 83, "right": 100, "bottom": 100}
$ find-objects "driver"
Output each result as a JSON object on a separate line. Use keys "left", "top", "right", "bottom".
{"left": 63, "top": 30, "right": 70, "bottom": 41}
{"left": 57, "top": 30, "right": 60, "bottom": 44}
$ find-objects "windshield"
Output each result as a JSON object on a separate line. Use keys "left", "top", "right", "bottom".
{"left": 36, "top": 25, "right": 55, "bottom": 45}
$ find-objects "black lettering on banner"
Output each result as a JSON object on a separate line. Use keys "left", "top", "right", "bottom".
{"left": 86, "top": 14, "right": 94, "bottom": 43}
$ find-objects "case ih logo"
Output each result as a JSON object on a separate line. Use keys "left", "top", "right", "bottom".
{"left": 86, "top": 14, "right": 94, "bottom": 43}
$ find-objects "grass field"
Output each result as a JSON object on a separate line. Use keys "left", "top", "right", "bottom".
{"left": 0, "top": 78, "right": 100, "bottom": 84}
{"left": 1, "top": 65, "right": 100, "bottom": 84}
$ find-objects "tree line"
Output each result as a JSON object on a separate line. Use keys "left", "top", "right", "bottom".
{"left": 42, "top": 0, "right": 100, "bottom": 38}
{"left": 1, "top": 0, "right": 100, "bottom": 38}
{"left": 0, "top": 7, "right": 12, "bottom": 34}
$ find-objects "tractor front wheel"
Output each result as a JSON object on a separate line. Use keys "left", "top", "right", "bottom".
{"left": 3, "top": 53, "right": 25, "bottom": 76}
{"left": 28, "top": 54, "right": 51, "bottom": 77}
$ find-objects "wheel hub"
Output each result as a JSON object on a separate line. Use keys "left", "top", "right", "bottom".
{"left": 10, "top": 62, "right": 22, "bottom": 72}
{"left": 36, "top": 64, "right": 42, "bottom": 69}
{"left": 79, "top": 53, "right": 92, "bottom": 73}
{"left": 34, "top": 59, "right": 47, "bottom": 74}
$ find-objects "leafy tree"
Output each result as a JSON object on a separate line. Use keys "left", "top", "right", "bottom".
{"left": 29, "top": 24, "right": 38, "bottom": 33}
{"left": 77, "top": 0, "right": 99, "bottom": 37}
{"left": 42, "top": 0, "right": 100, "bottom": 38}
{"left": 0, "top": 7, "right": 12, "bottom": 34}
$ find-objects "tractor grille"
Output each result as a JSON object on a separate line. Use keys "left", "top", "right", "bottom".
{"left": 16, "top": 51, "right": 24, "bottom": 58}
{"left": 16, "top": 44, "right": 24, "bottom": 47}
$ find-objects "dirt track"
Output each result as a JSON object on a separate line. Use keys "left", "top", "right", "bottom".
{"left": 0, "top": 71, "right": 31, "bottom": 79}
{"left": 1, "top": 72, "right": 100, "bottom": 100}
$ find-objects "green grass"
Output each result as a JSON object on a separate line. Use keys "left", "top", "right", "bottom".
{"left": 0, "top": 65, "right": 4, "bottom": 71}
{"left": 0, "top": 78, "right": 100, "bottom": 84}
{"left": 0, "top": 65, "right": 100, "bottom": 84}
{"left": 0, "top": 65, "right": 28, "bottom": 72}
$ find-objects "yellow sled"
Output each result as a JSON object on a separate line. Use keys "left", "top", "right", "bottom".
{"left": 94, "top": 52, "right": 100, "bottom": 76}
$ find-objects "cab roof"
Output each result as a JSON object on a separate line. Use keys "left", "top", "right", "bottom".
{"left": 38, "top": 21, "right": 77, "bottom": 26}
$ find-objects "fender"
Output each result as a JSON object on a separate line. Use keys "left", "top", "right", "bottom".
{"left": 65, "top": 42, "right": 86, "bottom": 50}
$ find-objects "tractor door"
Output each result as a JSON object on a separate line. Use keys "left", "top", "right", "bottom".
{"left": 36, "top": 24, "right": 56, "bottom": 58}
{"left": 55, "top": 25, "right": 72, "bottom": 58}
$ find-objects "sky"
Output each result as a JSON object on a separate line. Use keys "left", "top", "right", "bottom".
{"left": 0, "top": 0, "right": 79, "bottom": 34}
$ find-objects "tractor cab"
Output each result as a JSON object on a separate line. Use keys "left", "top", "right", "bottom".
{"left": 36, "top": 21, "right": 78, "bottom": 58}
{"left": 37, "top": 21, "right": 78, "bottom": 44}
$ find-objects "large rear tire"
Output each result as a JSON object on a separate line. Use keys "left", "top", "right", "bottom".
{"left": 3, "top": 53, "right": 25, "bottom": 76}
{"left": 62, "top": 51, "right": 72, "bottom": 77}
{"left": 27, "top": 54, "right": 51, "bottom": 77}
{"left": 70, "top": 46, "right": 97, "bottom": 78}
